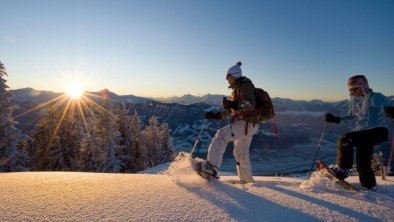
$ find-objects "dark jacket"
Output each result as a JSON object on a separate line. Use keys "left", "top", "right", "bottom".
{"left": 226, "top": 77, "right": 258, "bottom": 124}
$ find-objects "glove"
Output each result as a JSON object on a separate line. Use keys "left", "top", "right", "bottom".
{"left": 384, "top": 107, "right": 394, "bottom": 119}
{"left": 325, "top": 113, "right": 341, "bottom": 124}
{"left": 222, "top": 97, "right": 239, "bottom": 110}
{"left": 205, "top": 111, "right": 222, "bottom": 120}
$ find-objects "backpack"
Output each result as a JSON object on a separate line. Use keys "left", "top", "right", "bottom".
{"left": 254, "top": 88, "right": 275, "bottom": 122}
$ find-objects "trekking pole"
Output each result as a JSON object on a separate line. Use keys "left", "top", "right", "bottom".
{"left": 307, "top": 122, "right": 329, "bottom": 179}
{"left": 190, "top": 118, "right": 208, "bottom": 157}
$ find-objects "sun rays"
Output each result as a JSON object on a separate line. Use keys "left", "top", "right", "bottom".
{"left": 15, "top": 87, "right": 116, "bottom": 151}
{"left": 66, "top": 83, "right": 84, "bottom": 99}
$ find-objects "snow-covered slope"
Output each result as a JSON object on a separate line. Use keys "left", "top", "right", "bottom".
{"left": 1, "top": 155, "right": 393, "bottom": 222}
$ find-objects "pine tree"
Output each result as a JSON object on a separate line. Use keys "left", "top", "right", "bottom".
{"left": 113, "top": 103, "right": 133, "bottom": 172}
{"left": 0, "top": 61, "right": 23, "bottom": 171}
{"left": 159, "top": 122, "right": 175, "bottom": 163}
{"left": 77, "top": 96, "right": 123, "bottom": 172}
{"left": 47, "top": 103, "right": 81, "bottom": 170}
{"left": 30, "top": 122, "right": 51, "bottom": 170}
{"left": 129, "top": 110, "right": 145, "bottom": 172}
{"left": 79, "top": 115, "right": 100, "bottom": 171}
{"left": 145, "top": 116, "right": 161, "bottom": 167}
{"left": 99, "top": 90, "right": 123, "bottom": 172}
{"left": 30, "top": 100, "right": 63, "bottom": 170}
{"left": 30, "top": 96, "right": 83, "bottom": 171}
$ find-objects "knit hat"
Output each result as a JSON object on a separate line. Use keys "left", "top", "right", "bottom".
{"left": 347, "top": 75, "right": 372, "bottom": 94}
{"left": 227, "top": 61, "right": 242, "bottom": 78}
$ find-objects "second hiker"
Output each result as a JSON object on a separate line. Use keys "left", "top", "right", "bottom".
{"left": 325, "top": 75, "right": 393, "bottom": 190}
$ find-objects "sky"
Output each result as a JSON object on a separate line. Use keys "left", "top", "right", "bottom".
{"left": 1, "top": 0, "right": 393, "bottom": 101}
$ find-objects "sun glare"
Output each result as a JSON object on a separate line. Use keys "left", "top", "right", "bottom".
{"left": 66, "top": 83, "right": 84, "bottom": 99}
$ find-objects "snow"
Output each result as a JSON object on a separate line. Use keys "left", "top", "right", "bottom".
{"left": 1, "top": 154, "right": 394, "bottom": 221}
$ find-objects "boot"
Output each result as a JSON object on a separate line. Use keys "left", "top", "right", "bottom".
{"left": 201, "top": 161, "right": 220, "bottom": 179}
{"left": 328, "top": 165, "right": 349, "bottom": 180}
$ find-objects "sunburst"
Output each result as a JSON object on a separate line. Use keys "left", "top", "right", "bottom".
{"left": 66, "top": 82, "right": 84, "bottom": 99}
{"left": 15, "top": 80, "right": 114, "bottom": 153}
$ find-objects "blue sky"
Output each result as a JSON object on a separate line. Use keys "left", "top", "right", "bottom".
{"left": 1, "top": 0, "right": 393, "bottom": 101}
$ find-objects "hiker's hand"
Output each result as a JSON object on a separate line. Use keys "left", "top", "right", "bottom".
{"left": 205, "top": 111, "right": 222, "bottom": 120}
{"left": 325, "top": 113, "right": 341, "bottom": 124}
{"left": 384, "top": 107, "right": 394, "bottom": 119}
{"left": 222, "top": 98, "right": 238, "bottom": 110}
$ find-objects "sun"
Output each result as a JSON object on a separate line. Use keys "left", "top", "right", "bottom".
{"left": 66, "top": 82, "right": 84, "bottom": 99}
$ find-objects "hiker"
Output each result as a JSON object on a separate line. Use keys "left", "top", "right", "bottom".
{"left": 325, "top": 75, "right": 394, "bottom": 190}
{"left": 201, "top": 61, "right": 260, "bottom": 183}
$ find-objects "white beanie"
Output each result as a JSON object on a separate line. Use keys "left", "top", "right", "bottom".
{"left": 227, "top": 61, "right": 242, "bottom": 78}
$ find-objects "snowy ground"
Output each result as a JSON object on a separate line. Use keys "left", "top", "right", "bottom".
{"left": 1, "top": 155, "right": 393, "bottom": 221}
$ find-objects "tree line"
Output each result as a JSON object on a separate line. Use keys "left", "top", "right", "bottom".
{"left": 0, "top": 61, "right": 176, "bottom": 172}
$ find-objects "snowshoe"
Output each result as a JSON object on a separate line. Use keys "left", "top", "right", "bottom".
{"left": 327, "top": 165, "right": 349, "bottom": 180}
{"left": 316, "top": 161, "right": 358, "bottom": 192}
{"left": 193, "top": 159, "right": 220, "bottom": 180}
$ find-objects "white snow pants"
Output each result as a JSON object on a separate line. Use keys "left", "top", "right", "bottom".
{"left": 207, "top": 120, "right": 259, "bottom": 183}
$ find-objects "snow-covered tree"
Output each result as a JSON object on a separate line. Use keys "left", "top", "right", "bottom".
{"left": 144, "top": 116, "right": 161, "bottom": 167}
{"left": 0, "top": 61, "right": 24, "bottom": 171}
{"left": 98, "top": 91, "right": 123, "bottom": 172}
{"left": 30, "top": 97, "right": 82, "bottom": 171}
{"left": 78, "top": 115, "right": 100, "bottom": 171}
{"left": 113, "top": 103, "right": 134, "bottom": 172}
{"left": 158, "top": 122, "right": 175, "bottom": 163}
{"left": 47, "top": 104, "right": 81, "bottom": 171}
{"left": 141, "top": 115, "right": 176, "bottom": 169}
{"left": 30, "top": 100, "right": 63, "bottom": 170}
{"left": 129, "top": 110, "right": 145, "bottom": 172}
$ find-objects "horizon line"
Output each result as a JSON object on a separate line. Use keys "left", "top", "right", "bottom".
{"left": 7, "top": 86, "right": 368, "bottom": 103}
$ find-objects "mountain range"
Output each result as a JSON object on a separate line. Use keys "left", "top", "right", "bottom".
{"left": 9, "top": 88, "right": 394, "bottom": 175}
{"left": 10, "top": 87, "right": 349, "bottom": 110}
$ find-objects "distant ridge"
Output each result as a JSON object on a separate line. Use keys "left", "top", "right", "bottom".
{"left": 9, "top": 88, "right": 155, "bottom": 104}
{"left": 9, "top": 87, "right": 393, "bottom": 111}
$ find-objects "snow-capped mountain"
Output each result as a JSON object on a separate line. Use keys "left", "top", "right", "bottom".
{"left": 154, "top": 93, "right": 225, "bottom": 105}
{"left": 152, "top": 93, "right": 346, "bottom": 112}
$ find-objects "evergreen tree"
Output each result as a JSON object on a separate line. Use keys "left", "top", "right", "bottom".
{"left": 129, "top": 110, "right": 145, "bottom": 172}
{"left": 145, "top": 116, "right": 161, "bottom": 167}
{"left": 0, "top": 61, "right": 24, "bottom": 171}
{"left": 98, "top": 90, "right": 123, "bottom": 172}
{"left": 30, "top": 97, "right": 82, "bottom": 171}
{"left": 113, "top": 103, "right": 133, "bottom": 172}
{"left": 79, "top": 115, "right": 100, "bottom": 171}
{"left": 30, "top": 120, "right": 51, "bottom": 170}
{"left": 47, "top": 103, "right": 81, "bottom": 170}
{"left": 30, "top": 100, "right": 64, "bottom": 170}
{"left": 159, "top": 122, "right": 175, "bottom": 163}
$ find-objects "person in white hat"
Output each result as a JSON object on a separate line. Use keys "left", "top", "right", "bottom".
{"left": 201, "top": 61, "right": 260, "bottom": 183}
{"left": 325, "top": 75, "right": 394, "bottom": 190}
